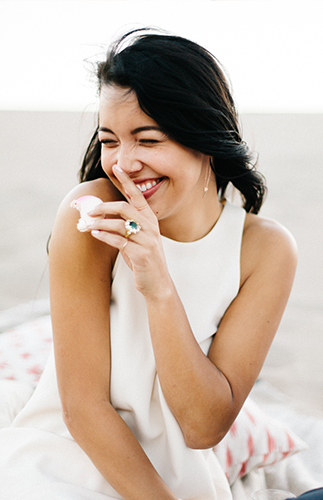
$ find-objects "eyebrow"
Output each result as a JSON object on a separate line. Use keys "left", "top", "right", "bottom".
{"left": 98, "top": 126, "right": 163, "bottom": 135}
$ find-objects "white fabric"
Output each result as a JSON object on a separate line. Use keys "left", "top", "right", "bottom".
{"left": 0, "top": 380, "right": 34, "bottom": 429}
{"left": 1, "top": 381, "right": 322, "bottom": 500}
{"left": 0, "top": 201, "right": 245, "bottom": 500}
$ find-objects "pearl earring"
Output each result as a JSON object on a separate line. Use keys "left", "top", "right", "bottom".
{"left": 203, "top": 164, "right": 212, "bottom": 198}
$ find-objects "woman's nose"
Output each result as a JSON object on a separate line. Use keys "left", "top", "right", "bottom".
{"left": 116, "top": 145, "right": 143, "bottom": 174}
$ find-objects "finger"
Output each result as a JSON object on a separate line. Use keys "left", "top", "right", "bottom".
{"left": 112, "top": 164, "right": 154, "bottom": 215}
{"left": 87, "top": 217, "right": 143, "bottom": 242}
{"left": 136, "top": 203, "right": 149, "bottom": 212}
{"left": 89, "top": 201, "right": 135, "bottom": 221}
{"left": 91, "top": 229, "right": 139, "bottom": 261}
{"left": 85, "top": 218, "right": 127, "bottom": 235}
{"left": 91, "top": 228, "right": 129, "bottom": 249}
{"left": 91, "top": 231, "right": 133, "bottom": 270}
{"left": 89, "top": 200, "right": 153, "bottom": 230}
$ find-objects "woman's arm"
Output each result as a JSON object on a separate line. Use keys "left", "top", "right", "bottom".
{"left": 49, "top": 178, "right": 178, "bottom": 500}
{"left": 89, "top": 169, "right": 297, "bottom": 450}
{"left": 144, "top": 216, "right": 297, "bottom": 449}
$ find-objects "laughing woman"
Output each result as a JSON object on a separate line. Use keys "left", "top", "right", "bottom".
{"left": 0, "top": 29, "right": 297, "bottom": 499}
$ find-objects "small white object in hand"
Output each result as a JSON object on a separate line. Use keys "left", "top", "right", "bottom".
{"left": 70, "top": 195, "right": 103, "bottom": 232}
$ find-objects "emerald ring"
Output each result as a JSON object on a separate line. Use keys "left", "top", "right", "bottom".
{"left": 124, "top": 219, "right": 142, "bottom": 238}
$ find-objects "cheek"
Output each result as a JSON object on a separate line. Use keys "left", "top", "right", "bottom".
{"left": 100, "top": 149, "right": 116, "bottom": 177}
{"left": 171, "top": 153, "right": 204, "bottom": 183}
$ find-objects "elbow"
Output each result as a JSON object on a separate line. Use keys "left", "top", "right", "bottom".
{"left": 182, "top": 420, "right": 230, "bottom": 450}
{"left": 61, "top": 396, "right": 111, "bottom": 438}
{"left": 62, "top": 405, "right": 77, "bottom": 433}
{"left": 62, "top": 402, "right": 84, "bottom": 437}
{"left": 181, "top": 399, "right": 236, "bottom": 449}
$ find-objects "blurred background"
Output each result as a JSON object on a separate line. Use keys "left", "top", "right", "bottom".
{"left": 0, "top": 0, "right": 322, "bottom": 413}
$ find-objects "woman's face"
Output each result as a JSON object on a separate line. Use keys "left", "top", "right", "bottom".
{"left": 98, "top": 85, "right": 218, "bottom": 239}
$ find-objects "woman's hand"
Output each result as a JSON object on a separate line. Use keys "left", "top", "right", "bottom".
{"left": 86, "top": 165, "right": 172, "bottom": 299}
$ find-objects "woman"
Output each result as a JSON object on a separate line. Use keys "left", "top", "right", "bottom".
{"left": 0, "top": 29, "right": 297, "bottom": 499}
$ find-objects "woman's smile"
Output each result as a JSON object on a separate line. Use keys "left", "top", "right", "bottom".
{"left": 135, "top": 178, "right": 165, "bottom": 198}
{"left": 98, "top": 85, "right": 221, "bottom": 240}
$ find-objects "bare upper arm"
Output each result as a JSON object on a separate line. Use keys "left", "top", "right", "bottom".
{"left": 208, "top": 214, "right": 298, "bottom": 414}
{"left": 48, "top": 178, "right": 123, "bottom": 414}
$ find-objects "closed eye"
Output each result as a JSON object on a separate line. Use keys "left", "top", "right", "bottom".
{"left": 100, "top": 139, "right": 118, "bottom": 146}
{"left": 139, "top": 139, "right": 159, "bottom": 144}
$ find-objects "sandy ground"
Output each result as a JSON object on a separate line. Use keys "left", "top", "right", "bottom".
{"left": 0, "top": 110, "right": 322, "bottom": 415}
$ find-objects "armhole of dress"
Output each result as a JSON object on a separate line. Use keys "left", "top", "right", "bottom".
{"left": 111, "top": 251, "right": 122, "bottom": 282}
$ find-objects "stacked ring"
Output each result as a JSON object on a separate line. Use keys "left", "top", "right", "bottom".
{"left": 136, "top": 203, "right": 149, "bottom": 212}
{"left": 121, "top": 240, "right": 128, "bottom": 251}
{"left": 125, "top": 219, "right": 141, "bottom": 238}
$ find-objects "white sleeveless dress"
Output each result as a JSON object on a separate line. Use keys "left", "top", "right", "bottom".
{"left": 0, "top": 200, "right": 245, "bottom": 500}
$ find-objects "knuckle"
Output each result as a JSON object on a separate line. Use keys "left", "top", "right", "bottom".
{"left": 95, "top": 220, "right": 108, "bottom": 231}
{"left": 119, "top": 201, "right": 129, "bottom": 211}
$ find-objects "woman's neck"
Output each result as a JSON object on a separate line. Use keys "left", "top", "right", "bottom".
{"left": 158, "top": 195, "right": 224, "bottom": 242}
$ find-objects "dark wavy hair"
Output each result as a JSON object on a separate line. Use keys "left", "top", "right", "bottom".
{"left": 79, "top": 28, "right": 266, "bottom": 213}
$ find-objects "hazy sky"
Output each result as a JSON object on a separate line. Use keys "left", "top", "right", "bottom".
{"left": 1, "top": 0, "right": 322, "bottom": 113}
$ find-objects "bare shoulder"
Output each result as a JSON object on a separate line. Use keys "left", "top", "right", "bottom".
{"left": 243, "top": 212, "right": 298, "bottom": 250}
{"left": 241, "top": 212, "right": 298, "bottom": 285}
{"left": 49, "top": 178, "right": 123, "bottom": 265}
{"left": 51, "top": 178, "right": 123, "bottom": 243}
{"left": 60, "top": 177, "right": 123, "bottom": 210}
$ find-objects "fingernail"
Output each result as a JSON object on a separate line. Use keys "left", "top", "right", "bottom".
{"left": 113, "top": 164, "right": 123, "bottom": 173}
{"left": 91, "top": 230, "right": 100, "bottom": 236}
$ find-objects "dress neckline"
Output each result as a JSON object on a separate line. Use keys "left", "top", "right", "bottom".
{"left": 161, "top": 199, "right": 228, "bottom": 246}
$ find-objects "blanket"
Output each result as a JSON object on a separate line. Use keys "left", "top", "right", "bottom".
{"left": 0, "top": 302, "right": 322, "bottom": 498}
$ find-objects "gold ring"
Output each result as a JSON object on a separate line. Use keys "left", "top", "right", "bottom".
{"left": 137, "top": 203, "right": 149, "bottom": 211}
{"left": 121, "top": 240, "right": 128, "bottom": 251}
{"left": 124, "top": 219, "right": 141, "bottom": 238}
